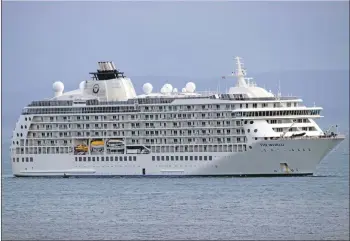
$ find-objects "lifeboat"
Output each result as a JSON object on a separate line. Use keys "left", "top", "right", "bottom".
{"left": 91, "top": 140, "right": 104, "bottom": 148}
{"left": 74, "top": 144, "right": 88, "bottom": 152}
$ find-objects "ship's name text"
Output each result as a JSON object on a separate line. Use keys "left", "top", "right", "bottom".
{"left": 260, "top": 143, "right": 285, "bottom": 147}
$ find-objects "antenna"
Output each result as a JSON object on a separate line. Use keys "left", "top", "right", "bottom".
{"left": 277, "top": 79, "right": 281, "bottom": 100}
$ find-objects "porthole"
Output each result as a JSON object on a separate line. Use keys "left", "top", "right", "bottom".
{"left": 247, "top": 129, "right": 250, "bottom": 133}
{"left": 20, "top": 125, "right": 23, "bottom": 129}
{"left": 249, "top": 146, "right": 252, "bottom": 149}
{"left": 254, "top": 129, "right": 258, "bottom": 133}
{"left": 244, "top": 121, "right": 248, "bottom": 124}
{"left": 250, "top": 121, "right": 254, "bottom": 124}
{"left": 255, "top": 137, "right": 258, "bottom": 140}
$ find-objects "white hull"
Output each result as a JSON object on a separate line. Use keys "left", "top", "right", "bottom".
{"left": 11, "top": 137, "right": 343, "bottom": 177}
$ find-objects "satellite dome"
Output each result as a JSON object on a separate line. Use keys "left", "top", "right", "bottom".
{"left": 79, "top": 81, "right": 86, "bottom": 91}
{"left": 163, "top": 83, "right": 173, "bottom": 93}
{"left": 185, "top": 82, "right": 196, "bottom": 93}
{"left": 53, "top": 81, "right": 64, "bottom": 93}
{"left": 160, "top": 87, "right": 166, "bottom": 94}
{"left": 143, "top": 83, "right": 153, "bottom": 94}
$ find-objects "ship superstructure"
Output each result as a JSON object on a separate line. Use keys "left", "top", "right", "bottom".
{"left": 10, "top": 58, "right": 345, "bottom": 177}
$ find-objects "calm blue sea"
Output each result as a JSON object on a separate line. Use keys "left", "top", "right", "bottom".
{"left": 1, "top": 141, "right": 349, "bottom": 240}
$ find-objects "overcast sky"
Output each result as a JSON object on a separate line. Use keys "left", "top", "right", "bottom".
{"left": 2, "top": 1, "right": 349, "bottom": 138}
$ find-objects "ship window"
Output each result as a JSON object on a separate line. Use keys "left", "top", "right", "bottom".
{"left": 166, "top": 156, "right": 169, "bottom": 161}
{"left": 119, "top": 156, "right": 123, "bottom": 161}
{"left": 247, "top": 129, "right": 250, "bottom": 133}
{"left": 79, "top": 157, "right": 82, "bottom": 162}
{"left": 199, "top": 156, "right": 202, "bottom": 161}
{"left": 83, "top": 157, "right": 86, "bottom": 162}
{"left": 180, "top": 156, "right": 183, "bottom": 161}
{"left": 133, "top": 156, "right": 136, "bottom": 161}
{"left": 250, "top": 121, "right": 254, "bottom": 124}
{"left": 254, "top": 129, "right": 258, "bottom": 133}
{"left": 152, "top": 156, "right": 155, "bottom": 161}
{"left": 13, "top": 158, "right": 15, "bottom": 162}
{"left": 129, "top": 156, "right": 132, "bottom": 161}
{"left": 92, "top": 157, "right": 95, "bottom": 161}
{"left": 175, "top": 156, "right": 179, "bottom": 161}
{"left": 161, "top": 156, "right": 164, "bottom": 161}
{"left": 106, "top": 157, "right": 109, "bottom": 161}
{"left": 171, "top": 156, "right": 174, "bottom": 161}
{"left": 21, "top": 125, "right": 23, "bottom": 129}
{"left": 244, "top": 121, "right": 247, "bottom": 124}
{"left": 17, "top": 158, "right": 19, "bottom": 162}
{"left": 22, "top": 158, "right": 24, "bottom": 162}
{"left": 204, "top": 156, "right": 207, "bottom": 161}
{"left": 88, "top": 157, "right": 91, "bottom": 162}
{"left": 97, "top": 157, "right": 99, "bottom": 161}
{"left": 190, "top": 156, "right": 193, "bottom": 161}
{"left": 249, "top": 146, "right": 252, "bottom": 149}
{"left": 124, "top": 156, "right": 127, "bottom": 161}
{"left": 101, "top": 156, "right": 104, "bottom": 161}
{"left": 114, "top": 157, "right": 117, "bottom": 161}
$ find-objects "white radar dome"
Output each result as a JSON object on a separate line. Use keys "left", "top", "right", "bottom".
{"left": 53, "top": 81, "right": 64, "bottom": 92}
{"left": 53, "top": 81, "right": 64, "bottom": 97}
{"left": 182, "top": 88, "right": 187, "bottom": 93}
{"left": 160, "top": 87, "right": 166, "bottom": 94}
{"left": 185, "top": 82, "right": 196, "bottom": 93}
{"left": 143, "top": 83, "right": 153, "bottom": 94}
{"left": 163, "top": 83, "right": 173, "bottom": 93}
{"left": 79, "top": 81, "right": 86, "bottom": 91}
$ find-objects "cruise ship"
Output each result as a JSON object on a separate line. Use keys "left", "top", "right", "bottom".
{"left": 10, "top": 57, "right": 345, "bottom": 177}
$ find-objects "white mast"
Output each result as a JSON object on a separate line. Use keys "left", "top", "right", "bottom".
{"left": 277, "top": 79, "right": 281, "bottom": 100}
{"left": 234, "top": 56, "right": 248, "bottom": 87}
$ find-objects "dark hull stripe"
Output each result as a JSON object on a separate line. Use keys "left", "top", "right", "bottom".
{"left": 13, "top": 173, "right": 313, "bottom": 178}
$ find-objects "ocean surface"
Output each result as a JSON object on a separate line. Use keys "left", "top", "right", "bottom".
{"left": 1, "top": 142, "right": 349, "bottom": 240}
